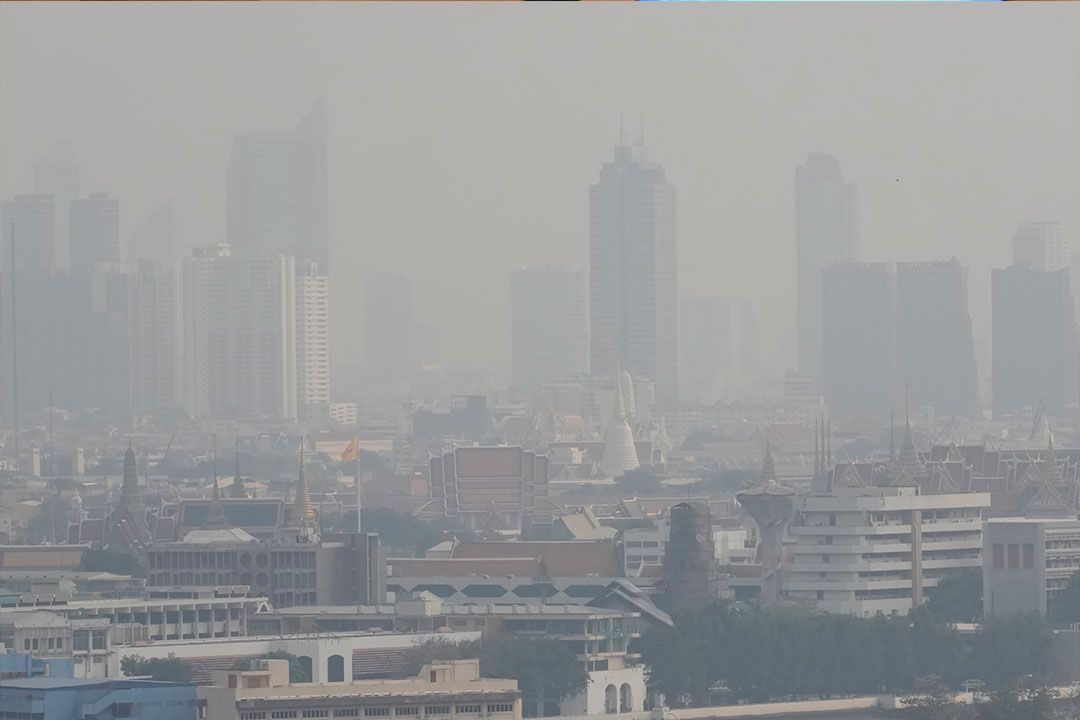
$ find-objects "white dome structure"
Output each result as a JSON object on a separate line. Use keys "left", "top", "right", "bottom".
{"left": 603, "top": 376, "right": 640, "bottom": 478}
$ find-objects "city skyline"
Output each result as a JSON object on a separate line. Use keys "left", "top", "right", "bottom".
{"left": 2, "top": 4, "right": 1077, "bottom": 377}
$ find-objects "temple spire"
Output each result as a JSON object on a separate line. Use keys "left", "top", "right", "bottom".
{"left": 293, "top": 438, "right": 316, "bottom": 527}
{"left": 889, "top": 409, "right": 896, "bottom": 464}
{"left": 204, "top": 434, "right": 228, "bottom": 530}
{"left": 121, "top": 439, "right": 138, "bottom": 501}
{"left": 761, "top": 429, "right": 777, "bottom": 486}
{"left": 230, "top": 437, "right": 246, "bottom": 498}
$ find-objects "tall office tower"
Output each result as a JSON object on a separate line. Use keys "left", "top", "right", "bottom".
{"left": 1012, "top": 221, "right": 1070, "bottom": 272}
{"left": 226, "top": 101, "right": 328, "bottom": 271}
{"left": 69, "top": 193, "right": 121, "bottom": 270}
{"left": 589, "top": 140, "right": 678, "bottom": 406}
{"left": 822, "top": 263, "right": 894, "bottom": 419}
{"left": 895, "top": 260, "right": 978, "bottom": 418}
{"left": 33, "top": 143, "right": 78, "bottom": 272}
{"left": 130, "top": 201, "right": 177, "bottom": 266}
{"left": 182, "top": 245, "right": 297, "bottom": 419}
{"left": 680, "top": 297, "right": 760, "bottom": 403}
{"left": 992, "top": 264, "right": 1078, "bottom": 418}
{"left": 52, "top": 269, "right": 133, "bottom": 417}
{"left": 511, "top": 266, "right": 587, "bottom": 393}
{"left": 296, "top": 262, "right": 331, "bottom": 416}
{"left": 131, "top": 260, "right": 182, "bottom": 413}
{"left": 364, "top": 272, "right": 413, "bottom": 382}
{"left": 795, "top": 154, "right": 859, "bottom": 379}
{"left": 1, "top": 195, "right": 56, "bottom": 422}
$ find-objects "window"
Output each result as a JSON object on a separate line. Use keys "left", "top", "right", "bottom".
{"left": 1007, "top": 543, "right": 1020, "bottom": 569}
{"left": 488, "top": 705, "right": 514, "bottom": 714}
{"left": 364, "top": 709, "right": 390, "bottom": 717}
{"left": 240, "top": 713, "right": 267, "bottom": 720}
{"left": 455, "top": 706, "right": 481, "bottom": 714}
{"left": 425, "top": 707, "right": 450, "bottom": 716}
{"left": 1023, "top": 544, "right": 1035, "bottom": 569}
{"left": 271, "top": 713, "right": 297, "bottom": 719}
{"left": 334, "top": 712, "right": 360, "bottom": 718}
{"left": 395, "top": 709, "right": 419, "bottom": 716}
{"left": 302, "top": 711, "right": 329, "bottom": 719}
{"left": 993, "top": 543, "right": 1004, "bottom": 569}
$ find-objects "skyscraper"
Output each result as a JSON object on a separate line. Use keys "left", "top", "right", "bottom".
{"left": 680, "top": 297, "right": 760, "bottom": 403}
{"left": 131, "top": 259, "right": 182, "bottom": 413}
{"left": 226, "top": 102, "right": 329, "bottom": 271}
{"left": 511, "top": 266, "right": 587, "bottom": 393}
{"left": 182, "top": 245, "right": 297, "bottom": 419}
{"left": 589, "top": 139, "right": 678, "bottom": 406}
{"left": 1, "top": 195, "right": 56, "bottom": 422}
{"left": 822, "top": 262, "right": 894, "bottom": 419}
{"left": 364, "top": 272, "right": 413, "bottom": 383}
{"left": 296, "top": 262, "right": 331, "bottom": 416}
{"left": 992, "top": 264, "right": 1077, "bottom": 418}
{"left": 1012, "top": 221, "right": 1070, "bottom": 272}
{"left": 69, "top": 192, "right": 120, "bottom": 270}
{"left": 33, "top": 144, "right": 78, "bottom": 273}
{"left": 796, "top": 153, "right": 859, "bottom": 379}
{"left": 895, "top": 260, "right": 978, "bottom": 418}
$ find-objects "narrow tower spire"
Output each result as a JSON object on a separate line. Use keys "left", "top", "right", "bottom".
{"left": 204, "top": 434, "right": 228, "bottom": 530}
{"left": 230, "top": 436, "right": 246, "bottom": 498}
{"left": 293, "top": 438, "right": 316, "bottom": 527}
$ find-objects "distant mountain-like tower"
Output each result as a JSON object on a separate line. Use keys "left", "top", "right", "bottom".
{"left": 589, "top": 133, "right": 678, "bottom": 407}
{"left": 227, "top": 101, "right": 328, "bottom": 271}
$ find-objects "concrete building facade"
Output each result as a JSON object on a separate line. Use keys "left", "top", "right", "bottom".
{"left": 787, "top": 487, "right": 990, "bottom": 617}
{"left": 297, "top": 262, "right": 331, "bottom": 415}
{"left": 982, "top": 517, "right": 1080, "bottom": 617}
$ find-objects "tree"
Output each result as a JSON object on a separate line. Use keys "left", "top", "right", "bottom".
{"left": 973, "top": 613, "right": 1052, "bottom": 689}
{"left": 925, "top": 569, "right": 983, "bottom": 623}
{"left": 975, "top": 680, "right": 1057, "bottom": 720}
{"left": 887, "top": 678, "right": 974, "bottom": 720}
{"left": 1049, "top": 571, "right": 1080, "bottom": 625}
{"left": 262, "top": 650, "right": 312, "bottom": 683}
{"left": 77, "top": 547, "right": 146, "bottom": 578}
{"left": 477, "top": 635, "right": 587, "bottom": 716}
{"left": 121, "top": 654, "right": 191, "bottom": 682}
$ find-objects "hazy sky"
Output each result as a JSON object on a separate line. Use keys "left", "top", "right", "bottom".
{"left": 2, "top": 3, "right": 1078, "bottom": 377}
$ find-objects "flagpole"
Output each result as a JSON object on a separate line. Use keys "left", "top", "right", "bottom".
{"left": 355, "top": 432, "right": 361, "bottom": 535}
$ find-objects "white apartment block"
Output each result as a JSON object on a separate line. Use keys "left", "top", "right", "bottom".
{"left": 786, "top": 487, "right": 990, "bottom": 617}
{"left": 330, "top": 402, "right": 359, "bottom": 426}
{"left": 1013, "top": 221, "right": 1071, "bottom": 272}
{"left": 297, "top": 266, "right": 331, "bottom": 413}
{"left": 182, "top": 245, "right": 297, "bottom": 419}
{"left": 983, "top": 517, "right": 1080, "bottom": 617}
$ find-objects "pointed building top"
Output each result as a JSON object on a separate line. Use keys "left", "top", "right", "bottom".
{"left": 293, "top": 439, "right": 317, "bottom": 526}
{"left": 760, "top": 431, "right": 777, "bottom": 485}
{"left": 230, "top": 437, "right": 246, "bottom": 499}
{"left": 122, "top": 443, "right": 138, "bottom": 499}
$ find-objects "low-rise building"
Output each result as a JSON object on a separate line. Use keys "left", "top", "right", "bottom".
{"left": 786, "top": 486, "right": 990, "bottom": 617}
{"left": 198, "top": 658, "right": 521, "bottom": 720}
{"left": 0, "top": 676, "right": 197, "bottom": 720}
{"left": 983, "top": 517, "right": 1080, "bottom": 617}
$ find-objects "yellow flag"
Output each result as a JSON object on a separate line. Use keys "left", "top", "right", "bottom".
{"left": 341, "top": 437, "right": 359, "bottom": 463}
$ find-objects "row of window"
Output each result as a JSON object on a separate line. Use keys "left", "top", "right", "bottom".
{"left": 991, "top": 543, "right": 1036, "bottom": 570}
{"left": 241, "top": 704, "right": 515, "bottom": 720}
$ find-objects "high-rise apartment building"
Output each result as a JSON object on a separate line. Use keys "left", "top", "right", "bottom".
{"left": 296, "top": 262, "right": 330, "bottom": 415}
{"left": 131, "top": 259, "right": 182, "bottom": 412}
{"left": 364, "top": 272, "right": 413, "bottom": 382}
{"left": 511, "top": 266, "right": 587, "bottom": 393}
{"left": 1012, "top": 221, "right": 1070, "bottom": 272}
{"left": 69, "top": 192, "right": 120, "bottom": 270}
{"left": 895, "top": 260, "right": 978, "bottom": 417}
{"left": 33, "top": 144, "right": 78, "bottom": 273}
{"left": 822, "top": 262, "right": 894, "bottom": 419}
{"left": 991, "top": 264, "right": 1078, "bottom": 417}
{"left": 795, "top": 154, "right": 859, "bottom": 379}
{"left": 680, "top": 297, "right": 760, "bottom": 403}
{"left": 226, "top": 101, "right": 329, "bottom": 271}
{"left": 182, "top": 245, "right": 297, "bottom": 419}
{"left": 589, "top": 141, "right": 678, "bottom": 406}
{"left": 1, "top": 195, "right": 56, "bottom": 422}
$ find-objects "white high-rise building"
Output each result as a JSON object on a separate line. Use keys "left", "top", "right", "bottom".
{"left": 296, "top": 263, "right": 330, "bottom": 415}
{"left": 795, "top": 154, "right": 859, "bottom": 379}
{"left": 787, "top": 486, "right": 990, "bottom": 617}
{"left": 181, "top": 245, "right": 297, "bottom": 419}
{"left": 512, "top": 266, "right": 587, "bottom": 393}
{"left": 1013, "top": 221, "right": 1070, "bottom": 272}
{"left": 589, "top": 139, "right": 678, "bottom": 406}
{"left": 131, "top": 260, "right": 182, "bottom": 412}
